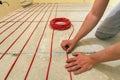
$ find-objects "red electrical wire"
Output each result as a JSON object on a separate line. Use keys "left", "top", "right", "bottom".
{"left": 0, "top": 4, "right": 43, "bottom": 44}
{"left": 3, "top": 4, "right": 50, "bottom": 80}
{"left": 0, "top": 4, "right": 39, "bottom": 29}
{"left": 0, "top": 4, "right": 37, "bottom": 24}
{"left": 49, "top": 9, "right": 74, "bottom": 80}
{"left": 0, "top": 4, "right": 41, "bottom": 35}
{"left": 24, "top": 4, "right": 54, "bottom": 80}
{"left": 50, "top": 18, "right": 74, "bottom": 80}
{"left": 45, "top": 3, "right": 58, "bottom": 80}
{"left": 1, "top": 3, "right": 74, "bottom": 80}
{"left": 0, "top": 3, "right": 45, "bottom": 59}
{"left": 50, "top": 17, "right": 71, "bottom": 30}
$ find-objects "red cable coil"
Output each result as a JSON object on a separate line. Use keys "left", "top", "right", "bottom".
{"left": 50, "top": 17, "right": 73, "bottom": 80}
{"left": 50, "top": 17, "right": 71, "bottom": 30}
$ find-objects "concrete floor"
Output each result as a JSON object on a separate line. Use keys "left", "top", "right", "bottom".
{"left": 0, "top": 3, "right": 120, "bottom": 80}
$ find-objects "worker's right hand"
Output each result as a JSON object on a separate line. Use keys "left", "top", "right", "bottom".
{"left": 61, "top": 39, "right": 76, "bottom": 53}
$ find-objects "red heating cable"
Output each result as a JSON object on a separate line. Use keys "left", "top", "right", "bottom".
{"left": 0, "top": 4, "right": 41, "bottom": 35}
{"left": 24, "top": 4, "right": 54, "bottom": 80}
{"left": 3, "top": 4, "right": 52, "bottom": 80}
{"left": 0, "top": 4, "right": 44, "bottom": 44}
{"left": 0, "top": 4, "right": 45, "bottom": 59}
{"left": 46, "top": 4, "right": 58, "bottom": 80}
{"left": 0, "top": 4, "right": 39, "bottom": 29}
{"left": 1, "top": 3, "right": 74, "bottom": 80}
{"left": 47, "top": 3, "right": 74, "bottom": 80}
{"left": 0, "top": 4, "right": 37, "bottom": 24}
{"left": 50, "top": 18, "right": 71, "bottom": 30}
{"left": 50, "top": 17, "right": 74, "bottom": 80}
{"left": 45, "top": 3, "right": 58, "bottom": 80}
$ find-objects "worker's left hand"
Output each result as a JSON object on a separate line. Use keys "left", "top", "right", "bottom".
{"left": 65, "top": 52, "right": 96, "bottom": 75}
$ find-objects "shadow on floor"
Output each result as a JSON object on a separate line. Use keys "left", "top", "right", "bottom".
{"left": 94, "top": 63, "right": 120, "bottom": 80}
{"left": 75, "top": 33, "right": 120, "bottom": 49}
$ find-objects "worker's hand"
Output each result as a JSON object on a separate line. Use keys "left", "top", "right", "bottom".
{"left": 61, "top": 39, "right": 76, "bottom": 53}
{"left": 65, "top": 52, "right": 96, "bottom": 75}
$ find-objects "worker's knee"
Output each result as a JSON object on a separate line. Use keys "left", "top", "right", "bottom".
{"left": 95, "top": 31, "right": 115, "bottom": 40}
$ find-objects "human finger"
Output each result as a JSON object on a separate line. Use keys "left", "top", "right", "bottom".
{"left": 66, "top": 58, "right": 76, "bottom": 63}
{"left": 65, "top": 61, "right": 77, "bottom": 68}
{"left": 67, "top": 64, "right": 81, "bottom": 72}
{"left": 73, "top": 65, "right": 89, "bottom": 75}
{"left": 61, "top": 42, "right": 67, "bottom": 50}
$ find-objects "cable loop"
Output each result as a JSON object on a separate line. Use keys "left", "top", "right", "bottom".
{"left": 50, "top": 17, "right": 71, "bottom": 30}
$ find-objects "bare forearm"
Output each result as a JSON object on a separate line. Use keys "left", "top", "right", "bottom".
{"left": 73, "top": 12, "right": 100, "bottom": 43}
{"left": 73, "top": 0, "right": 109, "bottom": 43}
{"left": 90, "top": 42, "right": 120, "bottom": 64}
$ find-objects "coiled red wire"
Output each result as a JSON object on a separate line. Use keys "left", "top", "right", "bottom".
{"left": 50, "top": 17, "right": 73, "bottom": 80}
{"left": 50, "top": 17, "right": 71, "bottom": 30}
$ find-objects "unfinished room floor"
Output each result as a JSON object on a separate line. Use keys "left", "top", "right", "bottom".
{"left": 0, "top": 3, "right": 120, "bottom": 80}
